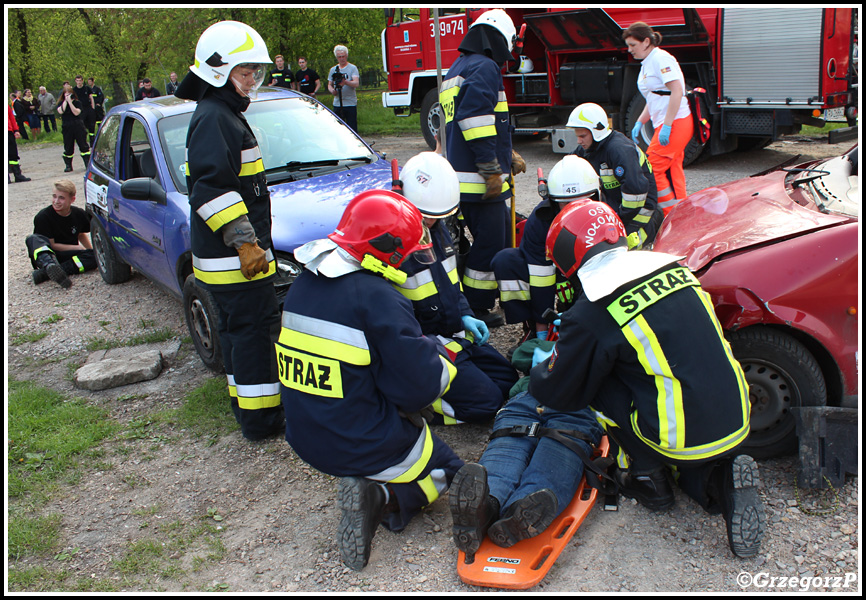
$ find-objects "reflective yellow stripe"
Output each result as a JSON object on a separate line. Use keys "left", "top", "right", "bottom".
{"left": 192, "top": 253, "right": 275, "bottom": 285}
{"left": 417, "top": 473, "right": 440, "bottom": 504}
{"left": 462, "top": 267, "right": 498, "bottom": 290}
{"left": 239, "top": 158, "right": 265, "bottom": 177}
{"left": 395, "top": 268, "right": 437, "bottom": 302}
{"left": 235, "top": 382, "right": 282, "bottom": 410}
{"left": 431, "top": 398, "right": 461, "bottom": 426}
{"left": 72, "top": 255, "right": 84, "bottom": 272}
{"left": 197, "top": 191, "right": 248, "bottom": 233}
{"left": 623, "top": 315, "right": 683, "bottom": 450}
{"left": 607, "top": 267, "right": 700, "bottom": 326}
{"left": 600, "top": 174, "right": 620, "bottom": 190}
{"left": 462, "top": 124, "right": 497, "bottom": 141}
{"left": 633, "top": 414, "right": 750, "bottom": 461}
{"left": 498, "top": 279, "right": 530, "bottom": 303}
{"left": 388, "top": 425, "right": 434, "bottom": 483}
{"left": 277, "top": 319, "right": 370, "bottom": 367}
{"left": 439, "top": 77, "right": 462, "bottom": 124}
{"left": 458, "top": 178, "right": 511, "bottom": 196}
{"left": 528, "top": 264, "right": 556, "bottom": 288}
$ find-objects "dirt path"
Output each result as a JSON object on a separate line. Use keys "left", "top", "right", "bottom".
{"left": 6, "top": 137, "right": 859, "bottom": 593}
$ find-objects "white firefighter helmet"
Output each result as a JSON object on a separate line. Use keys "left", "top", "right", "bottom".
{"left": 547, "top": 155, "right": 601, "bottom": 202}
{"left": 190, "top": 21, "right": 272, "bottom": 90}
{"left": 470, "top": 9, "right": 517, "bottom": 52}
{"left": 567, "top": 102, "right": 613, "bottom": 142}
{"left": 400, "top": 152, "right": 460, "bottom": 218}
{"left": 517, "top": 56, "right": 534, "bottom": 73}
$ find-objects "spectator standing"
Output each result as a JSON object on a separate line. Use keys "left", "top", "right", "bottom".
{"left": 12, "top": 91, "right": 30, "bottom": 140}
{"left": 268, "top": 55, "right": 296, "bottom": 90}
{"left": 22, "top": 89, "right": 41, "bottom": 137}
{"left": 56, "top": 81, "right": 91, "bottom": 172}
{"left": 8, "top": 103, "right": 31, "bottom": 183}
{"left": 38, "top": 86, "right": 57, "bottom": 133}
{"left": 72, "top": 75, "right": 96, "bottom": 145}
{"left": 87, "top": 77, "right": 106, "bottom": 143}
{"left": 295, "top": 56, "right": 320, "bottom": 98}
{"left": 327, "top": 45, "right": 360, "bottom": 132}
{"left": 135, "top": 78, "right": 162, "bottom": 101}
{"left": 165, "top": 72, "right": 179, "bottom": 95}
{"left": 624, "top": 21, "right": 694, "bottom": 216}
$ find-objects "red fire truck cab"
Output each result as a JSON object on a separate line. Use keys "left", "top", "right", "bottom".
{"left": 382, "top": 7, "right": 858, "bottom": 162}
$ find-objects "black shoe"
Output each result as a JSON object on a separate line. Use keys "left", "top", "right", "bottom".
{"left": 487, "top": 488, "right": 559, "bottom": 548}
{"left": 473, "top": 308, "right": 505, "bottom": 329}
{"left": 722, "top": 455, "right": 764, "bottom": 558}
{"left": 35, "top": 254, "right": 72, "bottom": 289}
{"left": 338, "top": 477, "right": 386, "bottom": 571}
{"left": 32, "top": 268, "right": 49, "bottom": 285}
{"left": 617, "top": 467, "right": 675, "bottom": 511}
{"left": 449, "top": 463, "right": 499, "bottom": 558}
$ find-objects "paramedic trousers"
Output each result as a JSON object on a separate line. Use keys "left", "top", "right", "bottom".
{"left": 480, "top": 391, "right": 596, "bottom": 518}
{"left": 434, "top": 341, "right": 518, "bottom": 424}
{"left": 591, "top": 377, "right": 742, "bottom": 512}
{"left": 210, "top": 284, "right": 285, "bottom": 441}
{"left": 459, "top": 201, "right": 510, "bottom": 311}
{"left": 647, "top": 115, "right": 693, "bottom": 216}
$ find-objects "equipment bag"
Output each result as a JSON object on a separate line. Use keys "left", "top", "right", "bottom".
{"left": 686, "top": 87, "right": 711, "bottom": 144}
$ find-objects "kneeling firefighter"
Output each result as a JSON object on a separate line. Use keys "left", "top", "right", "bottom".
{"left": 174, "top": 21, "right": 284, "bottom": 441}
{"left": 278, "top": 190, "right": 465, "bottom": 571}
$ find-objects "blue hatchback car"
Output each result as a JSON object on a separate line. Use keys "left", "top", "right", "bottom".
{"left": 84, "top": 87, "right": 393, "bottom": 370}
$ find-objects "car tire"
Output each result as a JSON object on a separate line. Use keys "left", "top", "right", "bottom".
{"left": 91, "top": 216, "right": 132, "bottom": 284}
{"left": 729, "top": 327, "right": 827, "bottom": 459}
{"left": 182, "top": 274, "right": 224, "bottom": 373}
{"left": 420, "top": 87, "right": 442, "bottom": 150}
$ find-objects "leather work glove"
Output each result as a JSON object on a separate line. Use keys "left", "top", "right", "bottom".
{"left": 477, "top": 160, "right": 503, "bottom": 199}
{"left": 461, "top": 314, "right": 489, "bottom": 345}
{"left": 511, "top": 149, "right": 526, "bottom": 175}
{"left": 659, "top": 124, "right": 672, "bottom": 146}
{"left": 237, "top": 241, "right": 268, "bottom": 279}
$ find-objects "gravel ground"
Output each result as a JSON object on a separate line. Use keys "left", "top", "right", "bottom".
{"left": 6, "top": 134, "right": 859, "bottom": 593}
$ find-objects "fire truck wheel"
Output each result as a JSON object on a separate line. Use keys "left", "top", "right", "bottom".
{"left": 420, "top": 87, "right": 443, "bottom": 150}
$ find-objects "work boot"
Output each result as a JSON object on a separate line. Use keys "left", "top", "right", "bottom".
{"left": 616, "top": 466, "right": 675, "bottom": 511}
{"left": 31, "top": 268, "right": 50, "bottom": 285}
{"left": 449, "top": 463, "right": 500, "bottom": 559}
{"left": 337, "top": 477, "right": 386, "bottom": 571}
{"left": 721, "top": 455, "right": 765, "bottom": 558}
{"left": 35, "top": 253, "right": 72, "bottom": 289}
{"left": 472, "top": 307, "right": 505, "bottom": 329}
{"left": 12, "top": 164, "right": 31, "bottom": 183}
{"left": 487, "top": 488, "right": 559, "bottom": 548}
{"left": 63, "top": 156, "right": 74, "bottom": 173}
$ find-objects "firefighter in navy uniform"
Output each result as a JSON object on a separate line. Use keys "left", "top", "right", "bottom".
{"left": 88, "top": 77, "right": 105, "bottom": 146}
{"left": 396, "top": 152, "right": 518, "bottom": 425}
{"left": 174, "top": 21, "right": 284, "bottom": 441}
{"left": 56, "top": 81, "right": 91, "bottom": 172}
{"left": 278, "top": 190, "right": 465, "bottom": 570}
{"left": 569, "top": 102, "right": 663, "bottom": 250}
{"left": 440, "top": 9, "right": 526, "bottom": 327}
{"left": 492, "top": 155, "right": 600, "bottom": 337}
{"left": 529, "top": 200, "right": 765, "bottom": 558}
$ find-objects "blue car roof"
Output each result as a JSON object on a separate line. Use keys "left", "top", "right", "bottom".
{"left": 108, "top": 86, "right": 304, "bottom": 120}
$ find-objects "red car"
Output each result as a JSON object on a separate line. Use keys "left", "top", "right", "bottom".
{"left": 653, "top": 146, "right": 859, "bottom": 460}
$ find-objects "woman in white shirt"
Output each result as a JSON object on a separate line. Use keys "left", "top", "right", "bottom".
{"left": 624, "top": 22, "right": 694, "bottom": 216}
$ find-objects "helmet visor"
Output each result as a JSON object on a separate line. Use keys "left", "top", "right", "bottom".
{"left": 410, "top": 224, "right": 436, "bottom": 265}
{"left": 231, "top": 63, "right": 268, "bottom": 98}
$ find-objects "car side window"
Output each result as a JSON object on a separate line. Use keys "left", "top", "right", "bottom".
{"left": 92, "top": 115, "right": 121, "bottom": 175}
{"left": 123, "top": 118, "right": 160, "bottom": 185}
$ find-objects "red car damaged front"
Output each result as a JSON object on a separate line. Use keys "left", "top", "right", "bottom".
{"left": 652, "top": 147, "right": 859, "bottom": 469}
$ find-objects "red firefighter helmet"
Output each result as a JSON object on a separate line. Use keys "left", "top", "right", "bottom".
{"left": 546, "top": 200, "right": 627, "bottom": 279}
{"left": 328, "top": 189, "right": 434, "bottom": 268}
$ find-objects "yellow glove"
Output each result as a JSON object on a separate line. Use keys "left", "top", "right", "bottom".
{"left": 511, "top": 149, "right": 526, "bottom": 175}
{"left": 627, "top": 231, "right": 642, "bottom": 250}
{"left": 237, "top": 242, "right": 268, "bottom": 279}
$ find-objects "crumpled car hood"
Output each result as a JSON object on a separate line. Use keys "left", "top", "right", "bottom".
{"left": 652, "top": 170, "right": 850, "bottom": 272}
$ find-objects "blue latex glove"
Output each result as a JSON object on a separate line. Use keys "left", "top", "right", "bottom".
{"left": 535, "top": 330, "right": 548, "bottom": 341}
{"left": 631, "top": 121, "right": 643, "bottom": 144}
{"left": 461, "top": 315, "right": 489, "bottom": 345}
{"left": 532, "top": 346, "right": 554, "bottom": 368}
{"left": 659, "top": 124, "right": 672, "bottom": 146}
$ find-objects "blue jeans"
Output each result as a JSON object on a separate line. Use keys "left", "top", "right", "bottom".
{"left": 480, "top": 391, "right": 603, "bottom": 517}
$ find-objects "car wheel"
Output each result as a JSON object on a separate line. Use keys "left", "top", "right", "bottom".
{"left": 729, "top": 328, "right": 827, "bottom": 459}
{"left": 420, "top": 87, "right": 442, "bottom": 150}
{"left": 182, "top": 274, "right": 224, "bottom": 373}
{"left": 91, "top": 216, "right": 132, "bottom": 284}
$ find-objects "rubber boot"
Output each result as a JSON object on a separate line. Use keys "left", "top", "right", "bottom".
{"left": 12, "top": 164, "right": 31, "bottom": 183}
{"left": 487, "top": 488, "right": 559, "bottom": 548}
{"left": 338, "top": 477, "right": 386, "bottom": 571}
{"left": 35, "top": 253, "right": 71, "bottom": 289}
{"left": 63, "top": 155, "right": 74, "bottom": 173}
{"left": 616, "top": 466, "right": 675, "bottom": 511}
{"left": 449, "top": 463, "right": 500, "bottom": 560}
{"left": 720, "top": 455, "right": 765, "bottom": 558}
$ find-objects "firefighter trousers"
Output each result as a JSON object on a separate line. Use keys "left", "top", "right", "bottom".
{"left": 433, "top": 341, "right": 518, "bottom": 424}
{"left": 647, "top": 115, "right": 694, "bottom": 216}
{"left": 591, "top": 375, "right": 742, "bottom": 512}
{"left": 62, "top": 120, "right": 91, "bottom": 168}
{"left": 26, "top": 234, "right": 96, "bottom": 274}
{"left": 459, "top": 201, "right": 510, "bottom": 311}
{"left": 210, "top": 283, "right": 285, "bottom": 441}
{"left": 491, "top": 246, "right": 555, "bottom": 326}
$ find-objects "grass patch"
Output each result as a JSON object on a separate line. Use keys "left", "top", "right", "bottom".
{"left": 170, "top": 376, "right": 239, "bottom": 440}
{"left": 318, "top": 88, "right": 421, "bottom": 138}
{"left": 10, "top": 330, "right": 49, "bottom": 346}
{"left": 85, "top": 327, "right": 178, "bottom": 351}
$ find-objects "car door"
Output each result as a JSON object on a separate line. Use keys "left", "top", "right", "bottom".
{"left": 109, "top": 115, "right": 176, "bottom": 290}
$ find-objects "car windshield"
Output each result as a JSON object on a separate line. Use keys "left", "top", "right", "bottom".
{"left": 157, "top": 96, "right": 377, "bottom": 194}
{"left": 790, "top": 147, "right": 859, "bottom": 218}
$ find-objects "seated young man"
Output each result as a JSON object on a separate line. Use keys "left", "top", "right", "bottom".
{"left": 26, "top": 179, "right": 96, "bottom": 289}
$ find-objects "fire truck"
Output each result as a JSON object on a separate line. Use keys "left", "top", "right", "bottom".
{"left": 381, "top": 7, "right": 858, "bottom": 162}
